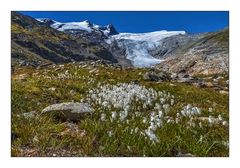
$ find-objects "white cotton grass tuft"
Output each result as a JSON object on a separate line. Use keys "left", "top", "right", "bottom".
{"left": 222, "top": 121, "right": 228, "bottom": 126}
{"left": 111, "top": 111, "right": 117, "bottom": 120}
{"left": 145, "top": 129, "right": 159, "bottom": 143}
{"left": 142, "top": 117, "right": 147, "bottom": 124}
{"left": 100, "top": 113, "right": 106, "bottom": 121}
{"left": 87, "top": 83, "right": 174, "bottom": 115}
{"left": 86, "top": 83, "right": 176, "bottom": 142}
{"left": 86, "top": 83, "right": 227, "bottom": 143}
{"left": 108, "top": 130, "right": 113, "bottom": 137}
{"left": 180, "top": 104, "right": 201, "bottom": 117}
{"left": 209, "top": 107, "right": 213, "bottom": 113}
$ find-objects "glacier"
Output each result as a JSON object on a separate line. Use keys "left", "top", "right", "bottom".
{"left": 108, "top": 30, "right": 186, "bottom": 67}
{"left": 37, "top": 18, "right": 186, "bottom": 68}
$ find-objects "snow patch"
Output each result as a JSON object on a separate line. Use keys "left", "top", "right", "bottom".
{"left": 51, "top": 20, "right": 93, "bottom": 32}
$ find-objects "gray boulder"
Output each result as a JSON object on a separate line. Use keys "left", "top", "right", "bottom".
{"left": 143, "top": 70, "right": 170, "bottom": 82}
{"left": 41, "top": 102, "right": 93, "bottom": 121}
{"left": 143, "top": 71, "right": 160, "bottom": 81}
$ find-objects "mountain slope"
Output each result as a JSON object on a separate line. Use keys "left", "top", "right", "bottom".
{"left": 11, "top": 12, "right": 229, "bottom": 76}
{"left": 11, "top": 12, "right": 117, "bottom": 67}
{"left": 155, "top": 28, "right": 229, "bottom": 75}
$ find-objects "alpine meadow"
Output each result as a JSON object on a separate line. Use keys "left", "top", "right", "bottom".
{"left": 11, "top": 11, "right": 229, "bottom": 157}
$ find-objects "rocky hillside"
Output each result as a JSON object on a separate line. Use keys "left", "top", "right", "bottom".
{"left": 11, "top": 12, "right": 118, "bottom": 67}
{"left": 11, "top": 12, "right": 229, "bottom": 76}
{"left": 155, "top": 28, "right": 229, "bottom": 75}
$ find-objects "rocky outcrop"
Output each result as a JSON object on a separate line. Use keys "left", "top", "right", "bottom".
{"left": 155, "top": 29, "right": 229, "bottom": 75}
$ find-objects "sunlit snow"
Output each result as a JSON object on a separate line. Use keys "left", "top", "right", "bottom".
{"left": 108, "top": 30, "right": 186, "bottom": 67}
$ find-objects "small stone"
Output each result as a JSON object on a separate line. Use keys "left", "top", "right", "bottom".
{"left": 16, "top": 74, "right": 28, "bottom": 81}
{"left": 169, "top": 83, "right": 176, "bottom": 86}
{"left": 177, "top": 152, "right": 195, "bottom": 157}
{"left": 33, "top": 135, "right": 39, "bottom": 143}
{"left": 48, "top": 87, "right": 56, "bottom": 91}
{"left": 222, "top": 121, "right": 228, "bottom": 126}
{"left": 205, "top": 82, "right": 214, "bottom": 87}
{"left": 219, "top": 90, "right": 228, "bottom": 94}
{"left": 21, "top": 111, "right": 37, "bottom": 119}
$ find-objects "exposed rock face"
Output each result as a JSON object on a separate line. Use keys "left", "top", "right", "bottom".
{"left": 41, "top": 102, "right": 93, "bottom": 121}
{"left": 148, "top": 34, "right": 204, "bottom": 59}
{"left": 155, "top": 29, "right": 229, "bottom": 75}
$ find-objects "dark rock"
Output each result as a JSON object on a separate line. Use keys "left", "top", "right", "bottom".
{"left": 131, "top": 80, "right": 140, "bottom": 84}
{"left": 157, "top": 71, "right": 170, "bottom": 80}
{"left": 11, "top": 132, "right": 19, "bottom": 142}
{"left": 143, "top": 71, "right": 160, "bottom": 82}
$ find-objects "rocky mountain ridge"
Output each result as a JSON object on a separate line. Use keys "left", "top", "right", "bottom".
{"left": 11, "top": 12, "right": 119, "bottom": 67}
{"left": 11, "top": 12, "right": 229, "bottom": 75}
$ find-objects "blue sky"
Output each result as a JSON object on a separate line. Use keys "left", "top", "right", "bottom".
{"left": 20, "top": 11, "right": 229, "bottom": 34}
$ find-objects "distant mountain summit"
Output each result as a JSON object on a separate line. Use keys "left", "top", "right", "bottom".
{"left": 11, "top": 12, "right": 118, "bottom": 67}
{"left": 37, "top": 18, "right": 119, "bottom": 36}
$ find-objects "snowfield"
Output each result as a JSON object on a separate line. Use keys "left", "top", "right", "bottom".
{"left": 37, "top": 18, "right": 116, "bottom": 35}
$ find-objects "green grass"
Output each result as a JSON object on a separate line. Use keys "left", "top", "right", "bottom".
{"left": 11, "top": 63, "right": 229, "bottom": 157}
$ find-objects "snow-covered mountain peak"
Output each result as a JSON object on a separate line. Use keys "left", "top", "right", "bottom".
{"left": 36, "top": 18, "right": 58, "bottom": 26}
{"left": 36, "top": 18, "right": 119, "bottom": 35}
{"left": 36, "top": 17, "right": 187, "bottom": 68}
